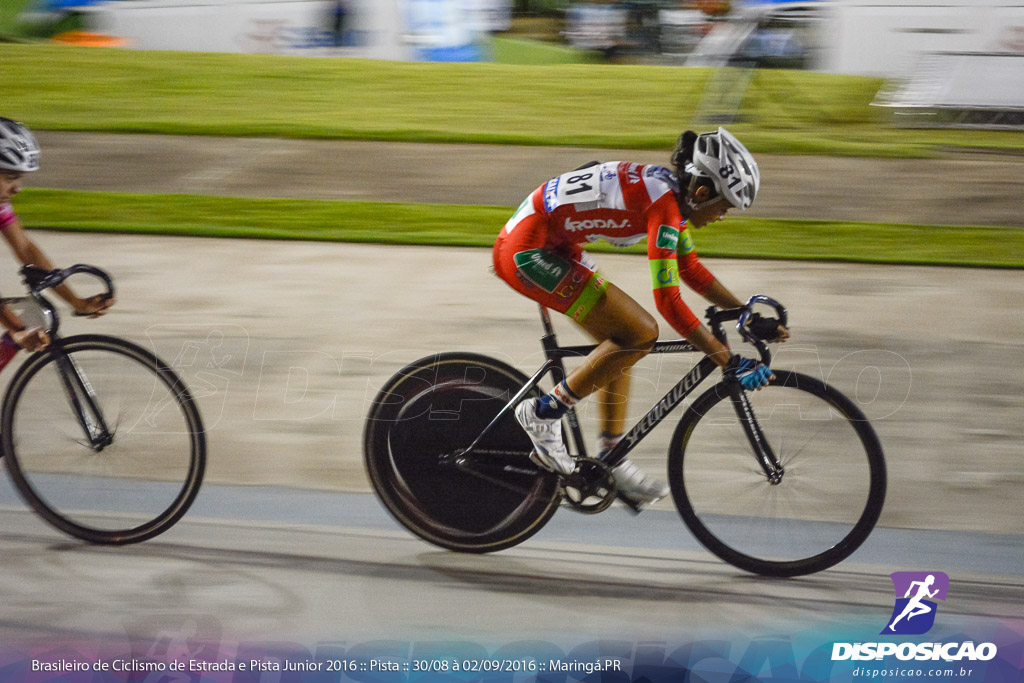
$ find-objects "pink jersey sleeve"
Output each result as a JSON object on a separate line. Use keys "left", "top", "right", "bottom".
{"left": 0, "top": 202, "right": 15, "bottom": 230}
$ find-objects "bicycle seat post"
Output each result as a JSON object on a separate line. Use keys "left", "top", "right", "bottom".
{"left": 538, "top": 305, "right": 556, "bottom": 337}
{"left": 538, "top": 305, "right": 563, "bottom": 361}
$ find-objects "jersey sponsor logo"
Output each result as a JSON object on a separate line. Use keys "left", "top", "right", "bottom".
{"left": 564, "top": 217, "right": 630, "bottom": 232}
{"left": 555, "top": 285, "right": 576, "bottom": 305}
{"left": 543, "top": 177, "right": 560, "bottom": 213}
{"left": 656, "top": 225, "right": 680, "bottom": 250}
{"left": 513, "top": 269, "right": 536, "bottom": 290}
{"left": 626, "top": 163, "right": 642, "bottom": 184}
{"left": 513, "top": 249, "right": 571, "bottom": 293}
{"left": 645, "top": 164, "right": 676, "bottom": 184}
{"left": 649, "top": 259, "right": 679, "bottom": 289}
{"left": 679, "top": 231, "right": 695, "bottom": 255}
{"left": 554, "top": 267, "right": 589, "bottom": 305}
{"left": 567, "top": 272, "right": 608, "bottom": 323}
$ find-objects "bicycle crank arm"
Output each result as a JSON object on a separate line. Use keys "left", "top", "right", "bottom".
{"left": 440, "top": 449, "right": 546, "bottom": 497}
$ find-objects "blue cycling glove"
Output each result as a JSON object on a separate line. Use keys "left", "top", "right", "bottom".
{"left": 726, "top": 355, "right": 773, "bottom": 391}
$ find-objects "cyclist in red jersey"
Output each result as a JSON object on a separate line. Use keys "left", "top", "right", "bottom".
{"left": 493, "top": 127, "right": 788, "bottom": 507}
{"left": 0, "top": 117, "right": 114, "bottom": 360}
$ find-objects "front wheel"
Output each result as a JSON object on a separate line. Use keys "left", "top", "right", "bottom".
{"left": 669, "top": 370, "right": 886, "bottom": 577}
{"left": 364, "top": 352, "right": 560, "bottom": 553}
{"left": 2, "top": 334, "right": 206, "bottom": 544}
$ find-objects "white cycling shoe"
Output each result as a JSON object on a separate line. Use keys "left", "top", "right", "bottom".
{"left": 514, "top": 398, "right": 576, "bottom": 475}
{"left": 612, "top": 458, "right": 670, "bottom": 508}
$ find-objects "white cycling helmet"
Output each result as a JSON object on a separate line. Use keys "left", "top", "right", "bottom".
{"left": 0, "top": 118, "right": 41, "bottom": 173}
{"left": 688, "top": 126, "right": 759, "bottom": 210}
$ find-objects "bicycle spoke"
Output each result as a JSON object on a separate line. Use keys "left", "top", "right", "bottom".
{"left": 672, "top": 371, "right": 885, "bottom": 576}
{"left": 772, "top": 421, "right": 830, "bottom": 470}
{"left": 4, "top": 337, "right": 204, "bottom": 544}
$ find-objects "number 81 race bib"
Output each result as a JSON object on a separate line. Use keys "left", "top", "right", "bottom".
{"left": 543, "top": 168, "right": 602, "bottom": 211}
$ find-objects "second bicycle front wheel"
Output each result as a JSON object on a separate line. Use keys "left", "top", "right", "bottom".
{"left": 669, "top": 370, "right": 886, "bottom": 577}
{"left": 2, "top": 334, "right": 206, "bottom": 544}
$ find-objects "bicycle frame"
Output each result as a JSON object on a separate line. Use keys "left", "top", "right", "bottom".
{"left": 458, "top": 297, "right": 789, "bottom": 507}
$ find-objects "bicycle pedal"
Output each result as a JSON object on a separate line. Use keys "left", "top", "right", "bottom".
{"left": 562, "top": 458, "right": 616, "bottom": 514}
{"left": 615, "top": 493, "right": 648, "bottom": 515}
{"left": 528, "top": 450, "right": 576, "bottom": 476}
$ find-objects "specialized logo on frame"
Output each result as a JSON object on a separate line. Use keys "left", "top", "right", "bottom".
{"left": 881, "top": 571, "right": 949, "bottom": 635}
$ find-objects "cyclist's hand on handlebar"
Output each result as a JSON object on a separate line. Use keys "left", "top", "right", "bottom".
{"left": 11, "top": 327, "right": 50, "bottom": 352}
{"left": 747, "top": 313, "right": 789, "bottom": 343}
{"left": 726, "top": 354, "right": 774, "bottom": 391}
{"left": 73, "top": 294, "right": 115, "bottom": 318}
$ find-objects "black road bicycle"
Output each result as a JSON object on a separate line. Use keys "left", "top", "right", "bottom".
{"left": 1, "top": 265, "right": 206, "bottom": 544}
{"left": 364, "top": 296, "right": 886, "bottom": 577}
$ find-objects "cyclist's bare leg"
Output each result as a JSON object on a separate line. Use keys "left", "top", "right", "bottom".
{"left": 577, "top": 324, "right": 632, "bottom": 446}
{"left": 592, "top": 372, "right": 631, "bottom": 438}
{"left": 563, "top": 283, "right": 658, "bottom": 399}
{"left": 563, "top": 285, "right": 668, "bottom": 502}
{"left": 515, "top": 283, "right": 659, "bottom": 489}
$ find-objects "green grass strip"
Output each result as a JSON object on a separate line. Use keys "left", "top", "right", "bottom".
{"left": 13, "top": 189, "right": 1022, "bottom": 268}
{"left": 0, "top": 0, "right": 32, "bottom": 37}
{"left": 2, "top": 44, "right": 1023, "bottom": 157}
{"left": 491, "top": 36, "right": 603, "bottom": 65}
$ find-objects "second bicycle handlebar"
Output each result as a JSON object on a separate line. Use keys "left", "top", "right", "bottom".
{"left": 21, "top": 264, "right": 116, "bottom": 300}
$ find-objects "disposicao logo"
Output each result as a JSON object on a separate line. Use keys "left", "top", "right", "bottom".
{"left": 831, "top": 571, "right": 998, "bottom": 663}
{"left": 882, "top": 571, "right": 948, "bottom": 635}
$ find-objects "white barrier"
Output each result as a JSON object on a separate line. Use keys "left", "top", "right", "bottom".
{"left": 873, "top": 52, "right": 1024, "bottom": 129}
{"left": 80, "top": 0, "right": 510, "bottom": 60}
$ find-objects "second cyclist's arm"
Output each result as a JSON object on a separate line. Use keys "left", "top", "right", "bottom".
{"left": 1, "top": 215, "right": 113, "bottom": 315}
{"left": 2, "top": 216, "right": 70, "bottom": 297}
{"left": 0, "top": 302, "right": 26, "bottom": 333}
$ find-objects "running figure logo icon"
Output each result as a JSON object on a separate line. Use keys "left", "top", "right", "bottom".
{"left": 882, "top": 571, "right": 949, "bottom": 635}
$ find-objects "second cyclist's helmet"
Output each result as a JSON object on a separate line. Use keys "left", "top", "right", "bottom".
{"left": 689, "top": 127, "right": 759, "bottom": 210}
{"left": 0, "top": 118, "right": 40, "bottom": 173}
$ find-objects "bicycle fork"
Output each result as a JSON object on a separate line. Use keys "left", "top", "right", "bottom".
{"left": 53, "top": 348, "right": 114, "bottom": 451}
{"left": 728, "top": 384, "right": 784, "bottom": 484}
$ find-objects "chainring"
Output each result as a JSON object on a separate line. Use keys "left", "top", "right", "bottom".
{"left": 562, "top": 457, "right": 617, "bottom": 514}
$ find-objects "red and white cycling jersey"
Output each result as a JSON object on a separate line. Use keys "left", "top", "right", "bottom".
{"left": 497, "top": 161, "right": 716, "bottom": 335}
{"left": 508, "top": 161, "right": 678, "bottom": 247}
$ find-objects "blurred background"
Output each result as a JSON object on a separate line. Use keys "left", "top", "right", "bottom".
{"left": 5, "top": 0, "right": 1023, "bottom": 70}
{"left": 5, "top": 0, "right": 1023, "bottom": 127}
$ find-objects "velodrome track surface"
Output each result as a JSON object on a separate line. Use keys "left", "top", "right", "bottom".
{"left": 0, "top": 134, "right": 1020, "bottom": 649}
{"left": 31, "top": 132, "right": 1024, "bottom": 227}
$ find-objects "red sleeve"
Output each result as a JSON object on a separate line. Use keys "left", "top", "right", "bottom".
{"left": 646, "top": 194, "right": 715, "bottom": 336}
